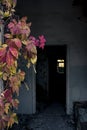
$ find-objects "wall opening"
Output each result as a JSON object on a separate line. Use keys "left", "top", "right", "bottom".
{"left": 36, "top": 45, "right": 67, "bottom": 112}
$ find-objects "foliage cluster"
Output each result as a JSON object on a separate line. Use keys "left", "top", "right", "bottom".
{"left": 0, "top": 0, "right": 46, "bottom": 129}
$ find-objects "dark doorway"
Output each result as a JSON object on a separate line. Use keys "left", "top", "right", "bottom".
{"left": 47, "top": 45, "right": 66, "bottom": 104}
{"left": 36, "top": 45, "right": 66, "bottom": 110}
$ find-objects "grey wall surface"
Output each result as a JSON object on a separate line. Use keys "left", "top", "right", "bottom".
{"left": 16, "top": 56, "right": 36, "bottom": 114}
{"left": 16, "top": 0, "right": 87, "bottom": 114}
{"left": 17, "top": 66, "right": 36, "bottom": 114}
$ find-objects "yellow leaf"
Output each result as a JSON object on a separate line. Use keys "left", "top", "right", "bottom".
{"left": 2, "top": 44, "right": 8, "bottom": 48}
{"left": 0, "top": 71, "right": 3, "bottom": 78}
{"left": 27, "top": 62, "right": 31, "bottom": 68}
{"left": 14, "top": 61, "right": 17, "bottom": 68}
{"left": 7, "top": 113, "right": 18, "bottom": 128}
{"left": 10, "top": 66, "right": 16, "bottom": 75}
{"left": 11, "top": 9, "right": 15, "bottom": 12}
{"left": 3, "top": 73, "right": 8, "bottom": 81}
{"left": 4, "top": 11, "right": 10, "bottom": 17}
{"left": 12, "top": 99, "right": 19, "bottom": 109}
{"left": 7, "top": 65, "right": 17, "bottom": 75}
{"left": 4, "top": 103, "right": 10, "bottom": 114}
{"left": 0, "top": 63, "right": 6, "bottom": 68}
{"left": 31, "top": 55, "right": 37, "bottom": 64}
{"left": 31, "top": 45, "right": 37, "bottom": 54}
{"left": 22, "top": 40, "right": 27, "bottom": 45}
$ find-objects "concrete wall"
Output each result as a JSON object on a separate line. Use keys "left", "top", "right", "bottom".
{"left": 17, "top": 66, "right": 36, "bottom": 114}
{"left": 16, "top": 0, "right": 87, "bottom": 114}
{"left": 69, "top": 38, "right": 87, "bottom": 113}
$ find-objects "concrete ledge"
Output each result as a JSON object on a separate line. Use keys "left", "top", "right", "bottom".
{"left": 73, "top": 101, "right": 87, "bottom": 130}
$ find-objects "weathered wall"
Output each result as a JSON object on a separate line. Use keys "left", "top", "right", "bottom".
{"left": 16, "top": 0, "right": 87, "bottom": 114}
{"left": 17, "top": 66, "right": 36, "bottom": 114}
{"left": 16, "top": 57, "right": 36, "bottom": 114}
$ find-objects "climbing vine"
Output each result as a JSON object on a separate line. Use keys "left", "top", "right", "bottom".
{"left": 0, "top": 0, "right": 46, "bottom": 129}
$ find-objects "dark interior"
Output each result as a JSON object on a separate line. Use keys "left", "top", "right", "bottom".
{"left": 47, "top": 45, "right": 66, "bottom": 104}
{"left": 36, "top": 45, "right": 66, "bottom": 109}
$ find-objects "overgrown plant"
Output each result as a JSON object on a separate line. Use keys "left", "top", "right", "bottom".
{"left": 0, "top": 0, "right": 46, "bottom": 129}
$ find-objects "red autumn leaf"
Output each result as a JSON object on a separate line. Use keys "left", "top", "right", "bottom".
{"left": 0, "top": 119, "right": 6, "bottom": 130}
{"left": 0, "top": 98, "right": 4, "bottom": 115}
{"left": 7, "top": 39, "right": 22, "bottom": 49}
{"left": 0, "top": 47, "right": 7, "bottom": 62}
{"left": 9, "top": 47, "right": 18, "bottom": 59}
{"left": 13, "top": 38, "right": 22, "bottom": 49}
{"left": 0, "top": 46, "right": 18, "bottom": 66}
{"left": 0, "top": 114, "right": 9, "bottom": 129}
{"left": 8, "top": 22, "right": 15, "bottom": 29}
{"left": 9, "top": 76, "right": 20, "bottom": 95}
{"left": 11, "top": 99, "right": 19, "bottom": 109}
{"left": 6, "top": 51, "right": 15, "bottom": 66}
{"left": 12, "top": 84, "right": 20, "bottom": 96}
{"left": 4, "top": 89, "right": 12, "bottom": 102}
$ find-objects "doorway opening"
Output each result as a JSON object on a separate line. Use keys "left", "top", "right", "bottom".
{"left": 36, "top": 45, "right": 67, "bottom": 112}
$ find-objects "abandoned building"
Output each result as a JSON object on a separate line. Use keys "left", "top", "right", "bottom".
{"left": 14, "top": 0, "right": 87, "bottom": 117}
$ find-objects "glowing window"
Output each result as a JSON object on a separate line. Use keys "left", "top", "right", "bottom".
{"left": 57, "top": 59, "right": 64, "bottom": 73}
